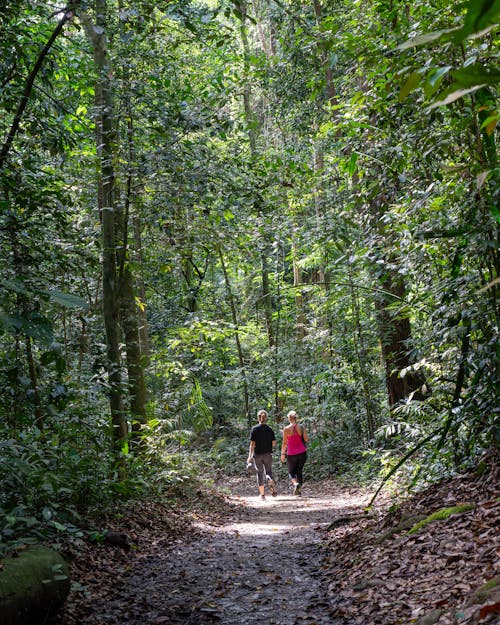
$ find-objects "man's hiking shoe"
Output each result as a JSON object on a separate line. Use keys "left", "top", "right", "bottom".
{"left": 293, "top": 483, "right": 301, "bottom": 496}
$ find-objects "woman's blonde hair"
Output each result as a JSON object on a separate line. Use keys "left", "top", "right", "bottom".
{"left": 287, "top": 410, "right": 298, "bottom": 421}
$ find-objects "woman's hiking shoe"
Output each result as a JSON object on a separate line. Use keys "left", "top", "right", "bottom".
{"left": 293, "top": 483, "right": 301, "bottom": 496}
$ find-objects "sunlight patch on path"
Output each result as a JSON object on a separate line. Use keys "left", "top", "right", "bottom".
{"left": 203, "top": 486, "right": 369, "bottom": 538}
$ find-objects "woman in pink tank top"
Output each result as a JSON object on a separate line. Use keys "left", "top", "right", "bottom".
{"left": 280, "top": 410, "right": 308, "bottom": 496}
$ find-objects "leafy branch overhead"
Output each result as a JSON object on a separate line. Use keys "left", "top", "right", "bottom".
{"left": 398, "top": 0, "right": 500, "bottom": 111}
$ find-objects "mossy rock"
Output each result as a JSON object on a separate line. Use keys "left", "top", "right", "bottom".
{"left": 0, "top": 545, "right": 70, "bottom": 625}
{"left": 408, "top": 503, "right": 475, "bottom": 535}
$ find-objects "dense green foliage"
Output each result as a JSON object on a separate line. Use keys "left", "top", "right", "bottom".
{"left": 0, "top": 0, "right": 498, "bottom": 550}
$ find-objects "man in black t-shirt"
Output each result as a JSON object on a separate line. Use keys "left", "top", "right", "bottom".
{"left": 247, "top": 410, "right": 277, "bottom": 499}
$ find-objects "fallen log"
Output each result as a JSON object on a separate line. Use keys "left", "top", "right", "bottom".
{"left": 0, "top": 545, "right": 70, "bottom": 625}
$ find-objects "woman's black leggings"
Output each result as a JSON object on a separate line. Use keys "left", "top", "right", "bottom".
{"left": 286, "top": 452, "right": 307, "bottom": 485}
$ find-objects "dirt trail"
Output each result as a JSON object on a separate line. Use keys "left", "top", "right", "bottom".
{"left": 76, "top": 477, "right": 368, "bottom": 625}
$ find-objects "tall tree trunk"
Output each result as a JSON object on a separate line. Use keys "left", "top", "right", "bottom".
{"left": 119, "top": 264, "right": 147, "bottom": 427}
{"left": 83, "top": 1, "right": 127, "bottom": 454}
{"left": 367, "top": 0, "right": 426, "bottom": 409}
{"left": 312, "top": 147, "right": 329, "bottom": 288}
{"left": 239, "top": 0, "right": 278, "bottom": 415}
{"left": 348, "top": 271, "right": 376, "bottom": 438}
{"left": 291, "top": 228, "right": 306, "bottom": 339}
{"left": 312, "top": 0, "right": 338, "bottom": 108}
{"left": 219, "top": 250, "right": 251, "bottom": 426}
{"left": 261, "top": 251, "right": 276, "bottom": 347}
{"left": 117, "top": 98, "right": 148, "bottom": 430}
{"left": 238, "top": 0, "right": 258, "bottom": 155}
{"left": 183, "top": 250, "right": 198, "bottom": 313}
{"left": 6, "top": 203, "right": 44, "bottom": 428}
{"left": 25, "top": 335, "right": 43, "bottom": 428}
{"left": 132, "top": 211, "right": 150, "bottom": 360}
{"left": 77, "top": 316, "right": 88, "bottom": 381}
{"left": 374, "top": 268, "right": 425, "bottom": 407}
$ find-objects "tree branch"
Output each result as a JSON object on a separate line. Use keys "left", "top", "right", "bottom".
{"left": 0, "top": 7, "right": 73, "bottom": 170}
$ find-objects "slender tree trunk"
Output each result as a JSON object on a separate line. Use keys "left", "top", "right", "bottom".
{"left": 183, "top": 250, "right": 198, "bottom": 313}
{"left": 120, "top": 264, "right": 147, "bottom": 426}
{"left": 309, "top": 1, "right": 334, "bottom": 352}
{"left": 312, "top": 0, "right": 338, "bottom": 108}
{"left": 348, "top": 271, "right": 376, "bottom": 438}
{"left": 366, "top": 0, "right": 426, "bottom": 409}
{"left": 251, "top": 0, "right": 272, "bottom": 56}
{"left": 117, "top": 101, "right": 148, "bottom": 429}
{"left": 132, "top": 212, "right": 150, "bottom": 360}
{"left": 261, "top": 251, "right": 275, "bottom": 347}
{"left": 239, "top": 1, "right": 258, "bottom": 155}
{"left": 239, "top": 0, "right": 279, "bottom": 413}
{"left": 312, "top": 147, "right": 329, "bottom": 288}
{"left": 83, "top": 1, "right": 127, "bottom": 454}
{"left": 6, "top": 201, "right": 44, "bottom": 428}
{"left": 25, "top": 335, "right": 43, "bottom": 428}
{"left": 450, "top": 323, "right": 471, "bottom": 464}
{"left": 291, "top": 228, "right": 306, "bottom": 339}
{"left": 219, "top": 250, "right": 251, "bottom": 426}
{"left": 11, "top": 337, "right": 21, "bottom": 430}
{"left": 77, "top": 316, "right": 88, "bottom": 381}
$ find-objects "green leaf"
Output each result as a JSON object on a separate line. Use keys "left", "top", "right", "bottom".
{"left": 399, "top": 71, "right": 423, "bottom": 101}
{"left": 424, "top": 66, "right": 452, "bottom": 97}
{"left": 453, "top": 0, "right": 500, "bottom": 43}
{"left": 0, "top": 314, "right": 23, "bottom": 334}
{"left": 1, "top": 279, "right": 30, "bottom": 296}
{"left": 398, "top": 27, "right": 458, "bottom": 50}
{"left": 40, "top": 350, "right": 57, "bottom": 365}
{"left": 48, "top": 290, "right": 88, "bottom": 309}
{"left": 452, "top": 64, "right": 500, "bottom": 89}
{"left": 25, "top": 312, "right": 54, "bottom": 345}
{"left": 42, "top": 507, "right": 53, "bottom": 521}
{"left": 480, "top": 115, "right": 499, "bottom": 134}
{"left": 0, "top": 312, "right": 55, "bottom": 344}
{"left": 429, "top": 84, "right": 487, "bottom": 108}
{"left": 55, "top": 356, "right": 66, "bottom": 375}
{"left": 429, "top": 66, "right": 452, "bottom": 88}
{"left": 184, "top": 20, "right": 198, "bottom": 35}
{"left": 347, "top": 151, "right": 358, "bottom": 176}
{"left": 491, "top": 203, "right": 500, "bottom": 224}
{"left": 476, "top": 170, "right": 491, "bottom": 190}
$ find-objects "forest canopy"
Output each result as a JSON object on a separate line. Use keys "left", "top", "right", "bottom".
{"left": 0, "top": 0, "right": 498, "bottom": 548}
